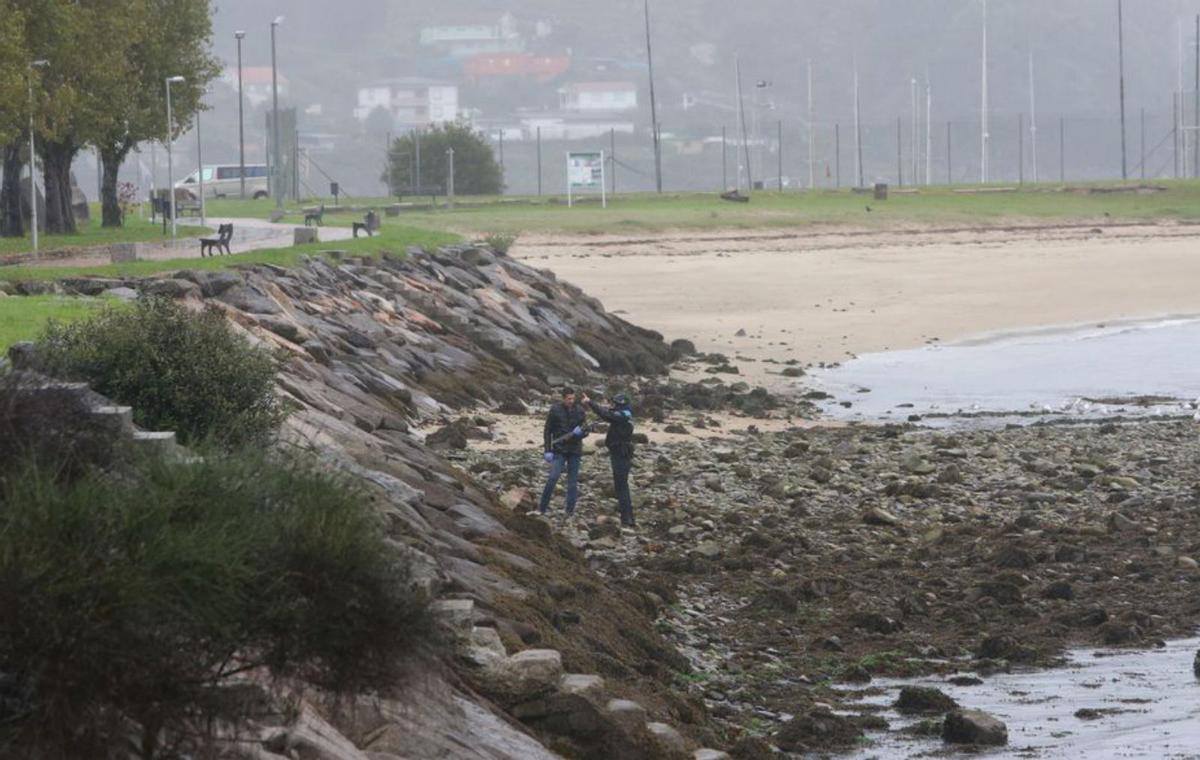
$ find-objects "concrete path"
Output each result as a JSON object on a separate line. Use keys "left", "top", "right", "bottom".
{"left": 19, "top": 216, "right": 354, "bottom": 269}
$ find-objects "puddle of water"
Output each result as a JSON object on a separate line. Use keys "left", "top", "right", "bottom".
{"left": 843, "top": 637, "right": 1200, "bottom": 759}
{"left": 809, "top": 317, "right": 1200, "bottom": 426}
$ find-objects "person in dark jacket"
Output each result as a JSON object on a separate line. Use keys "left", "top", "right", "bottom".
{"left": 588, "top": 392, "right": 637, "bottom": 527}
{"left": 539, "top": 387, "right": 588, "bottom": 516}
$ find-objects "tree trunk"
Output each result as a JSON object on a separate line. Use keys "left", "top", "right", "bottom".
{"left": 0, "top": 142, "right": 23, "bottom": 238}
{"left": 41, "top": 141, "right": 77, "bottom": 235}
{"left": 100, "top": 145, "right": 128, "bottom": 228}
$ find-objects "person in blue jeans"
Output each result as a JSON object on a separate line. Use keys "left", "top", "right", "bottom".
{"left": 588, "top": 393, "right": 636, "bottom": 527}
{"left": 539, "top": 387, "right": 588, "bottom": 516}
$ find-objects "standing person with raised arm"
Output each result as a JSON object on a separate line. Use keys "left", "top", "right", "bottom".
{"left": 539, "top": 387, "right": 588, "bottom": 518}
{"left": 588, "top": 391, "right": 637, "bottom": 527}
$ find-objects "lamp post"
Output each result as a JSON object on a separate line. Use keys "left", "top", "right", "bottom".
{"left": 27, "top": 59, "right": 48, "bottom": 258}
{"left": 235, "top": 30, "right": 246, "bottom": 199}
{"left": 165, "top": 75, "right": 185, "bottom": 238}
{"left": 270, "top": 16, "right": 284, "bottom": 209}
{"left": 196, "top": 91, "right": 206, "bottom": 228}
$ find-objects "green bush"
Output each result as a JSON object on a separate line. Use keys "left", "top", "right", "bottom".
{"left": 36, "top": 297, "right": 287, "bottom": 446}
{"left": 384, "top": 122, "right": 504, "bottom": 196}
{"left": 0, "top": 447, "right": 432, "bottom": 759}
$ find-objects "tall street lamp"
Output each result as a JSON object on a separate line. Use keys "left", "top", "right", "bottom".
{"left": 165, "top": 75, "right": 185, "bottom": 238}
{"left": 235, "top": 30, "right": 246, "bottom": 199}
{"left": 27, "top": 59, "right": 48, "bottom": 258}
{"left": 196, "top": 90, "right": 207, "bottom": 228}
{"left": 270, "top": 16, "right": 284, "bottom": 209}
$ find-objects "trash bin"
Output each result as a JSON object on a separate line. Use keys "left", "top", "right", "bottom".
{"left": 753, "top": 181, "right": 764, "bottom": 191}
{"left": 873, "top": 183, "right": 889, "bottom": 201}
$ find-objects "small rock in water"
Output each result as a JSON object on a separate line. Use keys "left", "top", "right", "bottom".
{"left": 1193, "top": 650, "right": 1199, "bottom": 679}
{"left": 895, "top": 686, "right": 959, "bottom": 714}
{"left": 942, "top": 709, "right": 1008, "bottom": 746}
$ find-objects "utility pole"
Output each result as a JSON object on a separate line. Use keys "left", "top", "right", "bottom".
{"left": 536, "top": 126, "right": 542, "bottom": 196}
{"left": 807, "top": 59, "right": 815, "bottom": 189}
{"left": 910, "top": 77, "right": 918, "bottom": 186}
{"left": 854, "top": 66, "right": 864, "bottom": 187}
{"left": 1029, "top": 50, "right": 1039, "bottom": 183}
{"left": 1194, "top": 14, "right": 1199, "bottom": 179}
{"left": 925, "top": 77, "right": 932, "bottom": 185}
{"left": 897, "top": 116, "right": 903, "bottom": 186}
{"left": 1118, "top": 0, "right": 1128, "bottom": 180}
{"left": 981, "top": 0, "right": 990, "bottom": 184}
{"left": 1140, "top": 107, "right": 1146, "bottom": 180}
{"left": 736, "top": 55, "right": 752, "bottom": 191}
{"left": 610, "top": 127, "right": 616, "bottom": 195}
{"left": 722, "top": 125, "right": 727, "bottom": 189}
{"left": 446, "top": 147, "right": 455, "bottom": 209}
{"left": 1018, "top": 113, "right": 1024, "bottom": 184}
{"left": 778, "top": 120, "right": 783, "bottom": 191}
{"left": 644, "top": 0, "right": 663, "bottom": 192}
{"left": 1060, "top": 117, "right": 1066, "bottom": 182}
{"left": 835, "top": 123, "right": 841, "bottom": 188}
{"left": 947, "top": 121, "right": 953, "bottom": 184}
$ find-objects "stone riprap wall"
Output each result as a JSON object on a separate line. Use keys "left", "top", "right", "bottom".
{"left": 31, "top": 245, "right": 718, "bottom": 760}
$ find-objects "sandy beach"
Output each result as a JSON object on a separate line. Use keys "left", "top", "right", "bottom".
{"left": 515, "top": 221, "right": 1200, "bottom": 385}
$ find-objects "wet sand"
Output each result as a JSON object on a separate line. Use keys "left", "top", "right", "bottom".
{"left": 515, "top": 221, "right": 1200, "bottom": 387}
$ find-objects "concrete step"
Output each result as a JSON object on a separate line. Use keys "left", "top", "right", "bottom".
{"left": 88, "top": 405, "right": 134, "bottom": 433}
{"left": 131, "top": 431, "right": 178, "bottom": 452}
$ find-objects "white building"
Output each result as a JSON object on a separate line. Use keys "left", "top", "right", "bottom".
{"left": 559, "top": 81, "right": 638, "bottom": 113}
{"left": 353, "top": 78, "right": 459, "bottom": 127}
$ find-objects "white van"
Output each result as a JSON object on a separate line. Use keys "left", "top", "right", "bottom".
{"left": 177, "top": 164, "right": 270, "bottom": 200}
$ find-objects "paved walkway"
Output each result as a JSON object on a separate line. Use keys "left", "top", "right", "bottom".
{"left": 19, "top": 216, "right": 354, "bottom": 269}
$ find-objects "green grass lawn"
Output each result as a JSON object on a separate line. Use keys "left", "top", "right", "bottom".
{"left": 0, "top": 295, "right": 114, "bottom": 354}
{"left": 201, "top": 181, "right": 1200, "bottom": 238}
{"left": 0, "top": 213, "right": 208, "bottom": 258}
{"left": 0, "top": 223, "right": 460, "bottom": 283}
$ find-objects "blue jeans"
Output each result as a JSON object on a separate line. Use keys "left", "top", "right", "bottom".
{"left": 610, "top": 453, "right": 634, "bottom": 524}
{"left": 539, "top": 453, "right": 581, "bottom": 515}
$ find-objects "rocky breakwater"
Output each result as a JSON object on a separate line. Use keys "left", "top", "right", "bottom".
{"left": 468, "top": 420, "right": 1200, "bottom": 754}
{"left": 38, "top": 243, "right": 725, "bottom": 759}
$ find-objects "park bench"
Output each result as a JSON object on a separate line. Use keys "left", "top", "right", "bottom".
{"left": 303, "top": 204, "right": 325, "bottom": 227}
{"left": 199, "top": 223, "right": 233, "bottom": 257}
{"left": 352, "top": 210, "right": 380, "bottom": 239}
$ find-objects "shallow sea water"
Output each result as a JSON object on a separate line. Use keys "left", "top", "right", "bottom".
{"left": 809, "top": 316, "right": 1200, "bottom": 426}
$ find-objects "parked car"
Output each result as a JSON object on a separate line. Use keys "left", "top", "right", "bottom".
{"left": 176, "top": 164, "right": 270, "bottom": 200}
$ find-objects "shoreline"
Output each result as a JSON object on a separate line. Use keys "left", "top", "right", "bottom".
{"left": 514, "top": 221, "right": 1200, "bottom": 392}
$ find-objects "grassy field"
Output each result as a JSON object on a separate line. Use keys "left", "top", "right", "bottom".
{"left": 0, "top": 223, "right": 460, "bottom": 283}
{"left": 201, "top": 182, "right": 1200, "bottom": 237}
{"left": 0, "top": 213, "right": 208, "bottom": 257}
{"left": 391, "top": 183, "right": 1200, "bottom": 236}
{"left": 0, "top": 295, "right": 113, "bottom": 353}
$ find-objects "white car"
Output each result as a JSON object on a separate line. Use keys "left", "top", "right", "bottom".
{"left": 177, "top": 164, "right": 270, "bottom": 200}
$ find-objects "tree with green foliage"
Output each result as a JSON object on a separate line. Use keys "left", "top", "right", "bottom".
{"left": 14, "top": 0, "right": 136, "bottom": 233}
{"left": 94, "top": 0, "right": 220, "bottom": 228}
{"left": 384, "top": 122, "right": 504, "bottom": 197}
{"left": 0, "top": 2, "right": 28, "bottom": 238}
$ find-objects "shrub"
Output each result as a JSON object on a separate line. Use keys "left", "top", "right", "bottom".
{"left": 383, "top": 122, "right": 504, "bottom": 196}
{"left": 36, "top": 297, "right": 287, "bottom": 447}
{"left": 0, "top": 447, "right": 431, "bottom": 759}
{"left": 482, "top": 232, "right": 518, "bottom": 256}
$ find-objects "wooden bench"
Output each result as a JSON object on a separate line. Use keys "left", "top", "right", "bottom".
{"left": 199, "top": 223, "right": 233, "bottom": 257}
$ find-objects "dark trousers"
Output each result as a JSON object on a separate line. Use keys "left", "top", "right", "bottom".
{"left": 610, "top": 452, "right": 634, "bottom": 524}
{"left": 540, "top": 453, "right": 581, "bottom": 515}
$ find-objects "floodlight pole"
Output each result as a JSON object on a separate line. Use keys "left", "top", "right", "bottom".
{"left": 271, "top": 16, "right": 284, "bottom": 209}
{"left": 235, "top": 31, "right": 246, "bottom": 199}
{"left": 644, "top": 0, "right": 663, "bottom": 192}
{"left": 1118, "top": 0, "right": 1128, "bottom": 181}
